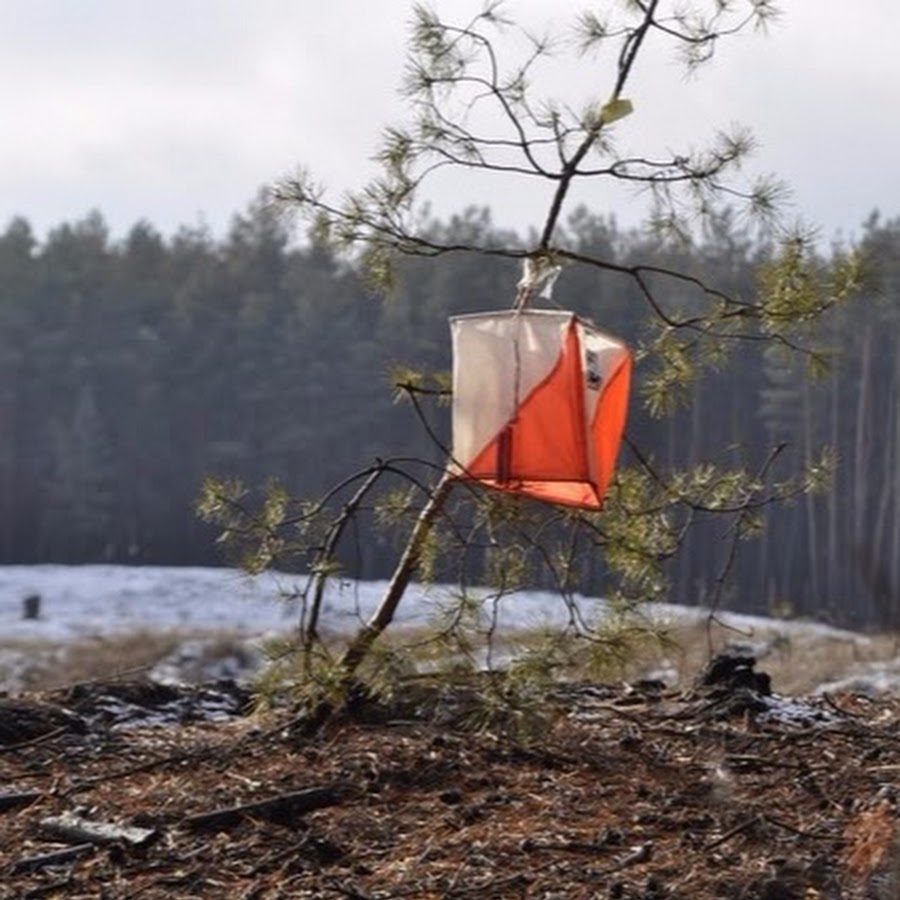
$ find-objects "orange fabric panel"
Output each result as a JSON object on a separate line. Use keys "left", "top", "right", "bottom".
{"left": 467, "top": 320, "right": 587, "bottom": 482}
{"left": 474, "top": 478, "right": 602, "bottom": 509}
{"left": 591, "top": 352, "right": 632, "bottom": 499}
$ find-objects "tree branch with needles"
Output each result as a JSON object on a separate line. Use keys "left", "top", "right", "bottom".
{"left": 201, "top": 1, "right": 863, "bottom": 724}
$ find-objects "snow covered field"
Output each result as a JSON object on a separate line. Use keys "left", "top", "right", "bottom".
{"left": 0, "top": 564, "right": 620, "bottom": 651}
{"left": 0, "top": 564, "right": 894, "bottom": 696}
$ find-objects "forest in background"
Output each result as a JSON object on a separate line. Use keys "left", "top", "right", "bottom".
{"left": 1, "top": 198, "right": 899, "bottom": 629}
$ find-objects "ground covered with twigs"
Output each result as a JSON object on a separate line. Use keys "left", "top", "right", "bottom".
{"left": 3, "top": 659, "right": 900, "bottom": 899}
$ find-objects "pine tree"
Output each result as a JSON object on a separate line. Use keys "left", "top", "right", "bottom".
{"left": 40, "top": 384, "right": 118, "bottom": 561}
{"left": 198, "top": 2, "right": 865, "bottom": 717}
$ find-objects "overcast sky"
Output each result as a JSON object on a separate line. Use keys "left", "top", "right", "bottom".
{"left": 1, "top": 1, "right": 896, "bottom": 245}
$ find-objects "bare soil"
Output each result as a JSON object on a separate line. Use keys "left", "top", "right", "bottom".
{"left": 2, "top": 663, "right": 900, "bottom": 899}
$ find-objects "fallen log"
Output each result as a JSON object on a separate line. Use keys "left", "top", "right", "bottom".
{"left": 0, "top": 790, "right": 42, "bottom": 813}
{"left": 39, "top": 811, "right": 158, "bottom": 847}
{"left": 180, "top": 784, "right": 345, "bottom": 831}
{"left": 11, "top": 842, "right": 94, "bottom": 873}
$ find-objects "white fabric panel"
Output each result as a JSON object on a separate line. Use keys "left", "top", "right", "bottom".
{"left": 580, "top": 322, "right": 629, "bottom": 423}
{"left": 450, "top": 310, "right": 570, "bottom": 469}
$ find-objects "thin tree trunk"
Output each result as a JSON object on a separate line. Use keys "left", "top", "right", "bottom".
{"left": 851, "top": 325, "right": 872, "bottom": 622}
{"left": 869, "top": 372, "right": 897, "bottom": 623}
{"left": 0, "top": 357, "right": 17, "bottom": 559}
{"left": 827, "top": 356, "right": 840, "bottom": 614}
{"left": 338, "top": 472, "right": 454, "bottom": 682}
{"left": 891, "top": 387, "right": 900, "bottom": 621}
{"left": 853, "top": 324, "right": 872, "bottom": 552}
{"left": 802, "top": 377, "right": 820, "bottom": 611}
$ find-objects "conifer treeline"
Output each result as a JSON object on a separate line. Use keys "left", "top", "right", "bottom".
{"left": 1, "top": 200, "right": 897, "bottom": 626}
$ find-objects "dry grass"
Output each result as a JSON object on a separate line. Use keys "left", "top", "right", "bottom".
{"left": 0, "top": 629, "right": 254, "bottom": 694}
{"left": 3, "top": 609, "right": 897, "bottom": 700}
{"left": 365, "top": 612, "right": 896, "bottom": 696}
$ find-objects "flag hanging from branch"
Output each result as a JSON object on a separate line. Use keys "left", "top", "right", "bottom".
{"left": 450, "top": 309, "right": 631, "bottom": 510}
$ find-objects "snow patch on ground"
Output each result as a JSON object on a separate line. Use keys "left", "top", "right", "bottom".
{"left": 61, "top": 680, "right": 254, "bottom": 730}
{"left": 816, "top": 659, "right": 900, "bottom": 697}
{"left": 149, "top": 637, "right": 266, "bottom": 686}
{"left": 0, "top": 564, "right": 892, "bottom": 695}
{"left": 0, "top": 564, "right": 871, "bottom": 645}
{"left": 756, "top": 694, "right": 842, "bottom": 728}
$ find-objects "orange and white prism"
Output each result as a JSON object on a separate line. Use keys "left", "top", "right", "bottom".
{"left": 450, "top": 309, "right": 631, "bottom": 510}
